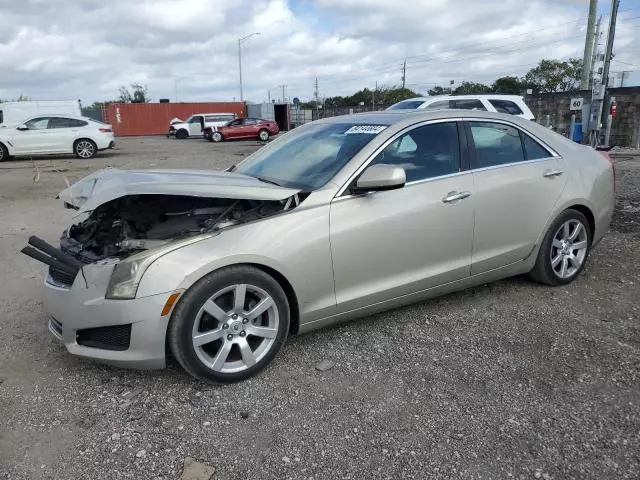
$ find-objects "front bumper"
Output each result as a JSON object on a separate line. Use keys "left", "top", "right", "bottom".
{"left": 43, "top": 267, "right": 173, "bottom": 370}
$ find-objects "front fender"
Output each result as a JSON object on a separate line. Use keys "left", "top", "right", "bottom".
{"left": 136, "top": 202, "right": 337, "bottom": 324}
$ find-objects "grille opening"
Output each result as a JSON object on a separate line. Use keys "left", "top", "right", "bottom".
{"left": 49, "top": 317, "right": 63, "bottom": 338}
{"left": 76, "top": 324, "right": 132, "bottom": 351}
{"left": 49, "top": 266, "right": 77, "bottom": 287}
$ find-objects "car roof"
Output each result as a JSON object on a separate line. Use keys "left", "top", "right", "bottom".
{"left": 23, "top": 114, "right": 99, "bottom": 121}
{"left": 317, "top": 109, "right": 528, "bottom": 126}
{"left": 396, "top": 94, "right": 524, "bottom": 103}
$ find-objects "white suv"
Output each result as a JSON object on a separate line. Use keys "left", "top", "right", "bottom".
{"left": 169, "top": 113, "right": 236, "bottom": 139}
{"left": 0, "top": 115, "right": 115, "bottom": 161}
{"left": 387, "top": 95, "right": 535, "bottom": 120}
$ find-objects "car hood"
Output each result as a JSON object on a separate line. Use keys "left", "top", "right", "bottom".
{"left": 58, "top": 168, "right": 301, "bottom": 212}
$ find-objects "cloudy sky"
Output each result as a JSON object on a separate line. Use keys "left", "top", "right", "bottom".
{"left": 1, "top": 0, "right": 640, "bottom": 105}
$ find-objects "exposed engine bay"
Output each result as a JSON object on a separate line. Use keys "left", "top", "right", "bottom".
{"left": 60, "top": 193, "right": 303, "bottom": 263}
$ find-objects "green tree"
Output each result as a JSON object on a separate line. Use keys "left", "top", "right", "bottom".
{"left": 492, "top": 76, "right": 523, "bottom": 94}
{"left": 427, "top": 86, "right": 452, "bottom": 95}
{"left": 452, "top": 81, "right": 492, "bottom": 95}
{"left": 0, "top": 94, "right": 31, "bottom": 102}
{"left": 523, "top": 58, "right": 583, "bottom": 93}
{"left": 118, "top": 83, "right": 149, "bottom": 103}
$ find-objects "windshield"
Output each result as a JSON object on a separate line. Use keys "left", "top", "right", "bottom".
{"left": 235, "top": 122, "right": 388, "bottom": 190}
{"left": 387, "top": 100, "right": 426, "bottom": 110}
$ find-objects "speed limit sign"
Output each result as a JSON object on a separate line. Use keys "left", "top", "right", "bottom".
{"left": 569, "top": 97, "right": 584, "bottom": 111}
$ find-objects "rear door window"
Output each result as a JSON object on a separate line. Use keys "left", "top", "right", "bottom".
{"left": 49, "top": 117, "right": 88, "bottom": 128}
{"left": 489, "top": 99, "right": 524, "bottom": 115}
{"left": 451, "top": 99, "right": 487, "bottom": 111}
{"left": 522, "top": 134, "right": 552, "bottom": 160}
{"left": 468, "top": 121, "right": 524, "bottom": 168}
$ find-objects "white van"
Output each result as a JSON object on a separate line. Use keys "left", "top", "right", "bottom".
{"left": 387, "top": 95, "right": 535, "bottom": 120}
{"left": 0, "top": 100, "right": 82, "bottom": 127}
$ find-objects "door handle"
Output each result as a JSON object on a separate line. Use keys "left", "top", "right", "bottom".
{"left": 543, "top": 169, "right": 564, "bottom": 178}
{"left": 442, "top": 191, "right": 472, "bottom": 203}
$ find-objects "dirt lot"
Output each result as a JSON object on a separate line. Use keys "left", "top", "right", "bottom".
{"left": 1, "top": 137, "right": 639, "bottom": 480}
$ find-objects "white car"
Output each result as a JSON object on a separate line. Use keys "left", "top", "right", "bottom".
{"left": 168, "top": 113, "right": 237, "bottom": 139}
{"left": 0, "top": 115, "right": 115, "bottom": 161}
{"left": 387, "top": 95, "right": 535, "bottom": 120}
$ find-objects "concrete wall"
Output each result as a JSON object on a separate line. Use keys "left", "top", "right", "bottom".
{"left": 527, "top": 86, "right": 640, "bottom": 146}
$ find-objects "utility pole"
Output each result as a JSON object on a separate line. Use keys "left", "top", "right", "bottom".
{"left": 268, "top": 90, "right": 271, "bottom": 103}
{"left": 372, "top": 81, "right": 377, "bottom": 111}
{"left": 401, "top": 60, "right": 406, "bottom": 89}
{"left": 279, "top": 85, "right": 287, "bottom": 103}
{"left": 314, "top": 78, "right": 320, "bottom": 119}
{"left": 588, "top": 16, "right": 602, "bottom": 90}
{"left": 599, "top": 0, "right": 620, "bottom": 144}
{"left": 620, "top": 70, "right": 630, "bottom": 87}
{"left": 580, "top": 0, "right": 598, "bottom": 89}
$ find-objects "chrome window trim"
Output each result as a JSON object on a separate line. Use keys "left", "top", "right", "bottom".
{"left": 335, "top": 118, "right": 464, "bottom": 197}
{"left": 464, "top": 117, "right": 560, "bottom": 158}
{"left": 470, "top": 156, "right": 558, "bottom": 174}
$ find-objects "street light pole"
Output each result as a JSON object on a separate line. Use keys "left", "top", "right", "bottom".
{"left": 238, "top": 32, "right": 261, "bottom": 102}
{"left": 174, "top": 76, "right": 187, "bottom": 102}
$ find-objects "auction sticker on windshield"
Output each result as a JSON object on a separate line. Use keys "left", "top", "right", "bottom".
{"left": 344, "top": 125, "right": 387, "bottom": 135}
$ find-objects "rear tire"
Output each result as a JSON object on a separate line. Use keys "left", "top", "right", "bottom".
{"left": 0, "top": 142, "right": 9, "bottom": 162}
{"left": 175, "top": 129, "right": 189, "bottom": 140}
{"left": 211, "top": 131, "right": 223, "bottom": 143}
{"left": 168, "top": 266, "right": 290, "bottom": 382}
{"left": 529, "top": 209, "right": 592, "bottom": 286}
{"left": 74, "top": 139, "right": 97, "bottom": 159}
{"left": 258, "top": 129, "right": 269, "bottom": 141}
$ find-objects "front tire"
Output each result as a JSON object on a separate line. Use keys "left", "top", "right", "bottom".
{"left": 529, "top": 209, "right": 592, "bottom": 286}
{"left": 211, "top": 131, "right": 223, "bottom": 143}
{"left": 74, "top": 139, "right": 97, "bottom": 159}
{"left": 0, "top": 142, "right": 9, "bottom": 162}
{"left": 258, "top": 129, "right": 269, "bottom": 142}
{"left": 168, "top": 266, "right": 290, "bottom": 382}
{"left": 175, "top": 129, "right": 189, "bottom": 140}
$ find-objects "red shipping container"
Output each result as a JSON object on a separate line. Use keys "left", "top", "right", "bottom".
{"left": 104, "top": 102, "right": 246, "bottom": 136}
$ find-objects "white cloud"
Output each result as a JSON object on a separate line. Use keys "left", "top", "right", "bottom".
{"left": 0, "top": 0, "right": 638, "bottom": 104}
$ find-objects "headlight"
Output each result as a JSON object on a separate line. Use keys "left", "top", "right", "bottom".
{"left": 105, "top": 233, "right": 217, "bottom": 300}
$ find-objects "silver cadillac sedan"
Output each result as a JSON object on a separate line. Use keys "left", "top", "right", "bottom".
{"left": 22, "top": 110, "right": 615, "bottom": 382}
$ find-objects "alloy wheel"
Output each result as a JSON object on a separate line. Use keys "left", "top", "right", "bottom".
{"left": 191, "top": 284, "right": 279, "bottom": 374}
{"left": 550, "top": 219, "right": 588, "bottom": 279}
{"left": 76, "top": 141, "right": 95, "bottom": 158}
{"left": 259, "top": 130, "right": 269, "bottom": 141}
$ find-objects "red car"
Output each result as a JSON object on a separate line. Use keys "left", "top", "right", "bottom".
{"left": 204, "top": 118, "right": 279, "bottom": 143}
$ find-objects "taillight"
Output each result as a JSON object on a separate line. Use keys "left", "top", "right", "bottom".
{"left": 99, "top": 127, "right": 112, "bottom": 133}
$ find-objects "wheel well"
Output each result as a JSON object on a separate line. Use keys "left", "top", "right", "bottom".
{"left": 73, "top": 138, "right": 96, "bottom": 146}
{"left": 567, "top": 204, "right": 595, "bottom": 238}
{"left": 247, "top": 263, "right": 300, "bottom": 335}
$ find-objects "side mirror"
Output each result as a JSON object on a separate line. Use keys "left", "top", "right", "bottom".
{"left": 16, "top": 124, "right": 28, "bottom": 131}
{"left": 352, "top": 164, "right": 406, "bottom": 193}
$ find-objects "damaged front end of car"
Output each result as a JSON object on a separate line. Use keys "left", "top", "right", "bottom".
{"left": 21, "top": 168, "right": 306, "bottom": 299}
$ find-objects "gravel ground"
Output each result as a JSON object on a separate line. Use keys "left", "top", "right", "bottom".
{"left": 1, "top": 137, "right": 639, "bottom": 480}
